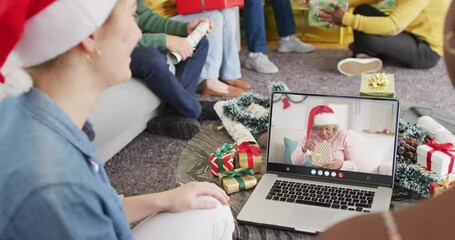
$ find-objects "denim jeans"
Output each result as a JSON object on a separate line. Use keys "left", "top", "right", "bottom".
{"left": 243, "top": 0, "right": 296, "bottom": 53}
{"left": 352, "top": 4, "right": 440, "bottom": 69}
{"left": 130, "top": 38, "right": 209, "bottom": 119}
{"left": 171, "top": 8, "right": 241, "bottom": 81}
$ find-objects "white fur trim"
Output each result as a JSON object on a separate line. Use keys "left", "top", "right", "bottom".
{"left": 13, "top": 0, "right": 116, "bottom": 67}
{"left": 0, "top": 54, "right": 33, "bottom": 100}
{"left": 313, "top": 113, "right": 337, "bottom": 126}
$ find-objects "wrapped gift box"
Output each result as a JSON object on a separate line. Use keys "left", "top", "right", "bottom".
{"left": 430, "top": 178, "right": 455, "bottom": 197}
{"left": 417, "top": 141, "right": 455, "bottom": 176}
{"left": 308, "top": 0, "right": 349, "bottom": 27}
{"left": 218, "top": 168, "right": 257, "bottom": 194}
{"left": 176, "top": 0, "right": 244, "bottom": 15}
{"left": 237, "top": 142, "right": 262, "bottom": 173}
{"left": 209, "top": 143, "right": 236, "bottom": 177}
{"left": 360, "top": 73, "right": 396, "bottom": 98}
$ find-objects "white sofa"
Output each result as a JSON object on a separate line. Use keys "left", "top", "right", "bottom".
{"left": 268, "top": 127, "right": 395, "bottom": 175}
{"left": 89, "top": 78, "right": 161, "bottom": 164}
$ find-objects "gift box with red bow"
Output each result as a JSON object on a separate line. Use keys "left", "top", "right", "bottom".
{"left": 176, "top": 0, "right": 244, "bottom": 15}
{"left": 417, "top": 139, "right": 455, "bottom": 176}
{"left": 218, "top": 168, "right": 257, "bottom": 194}
{"left": 209, "top": 143, "right": 236, "bottom": 177}
{"left": 236, "top": 142, "right": 262, "bottom": 173}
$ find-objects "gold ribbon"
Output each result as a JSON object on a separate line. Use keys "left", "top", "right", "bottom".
{"left": 368, "top": 73, "right": 389, "bottom": 89}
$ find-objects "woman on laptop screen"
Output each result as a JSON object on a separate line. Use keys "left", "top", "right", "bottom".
{"left": 291, "top": 105, "right": 359, "bottom": 171}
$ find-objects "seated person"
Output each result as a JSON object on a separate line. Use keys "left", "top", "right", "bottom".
{"left": 318, "top": 0, "right": 449, "bottom": 76}
{"left": 146, "top": 0, "right": 250, "bottom": 97}
{"left": 131, "top": 0, "right": 217, "bottom": 140}
{"left": 0, "top": 0, "right": 233, "bottom": 239}
{"left": 291, "top": 105, "right": 358, "bottom": 170}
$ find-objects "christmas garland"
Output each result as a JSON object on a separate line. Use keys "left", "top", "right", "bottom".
{"left": 395, "top": 162, "right": 443, "bottom": 198}
{"left": 222, "top": 82, "right": 290, "bottom": 134}
{"left": 398, "top": 118, "right": 427, "bottom": 144}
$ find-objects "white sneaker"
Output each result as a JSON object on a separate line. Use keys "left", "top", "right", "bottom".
{"left": 242, "top": 52, "right": 279, "bottom": 74}
{"left": 277, "top": 35, "right": 316, "bottom": 53}
{"left": 337, "top": 57, "right": 383, "bottom": 76}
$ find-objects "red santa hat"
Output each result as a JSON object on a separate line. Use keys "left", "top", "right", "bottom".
{"left": 0, "top": 0, "right": 116, "bottom": 99}
{"left": 306, "top": 105, "right": 337, "bottom": 139}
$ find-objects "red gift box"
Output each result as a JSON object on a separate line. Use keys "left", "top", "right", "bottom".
{"left": 176, "top": 0, "right": 244, "bottom": 15}
{"left": 209, "top": 144, "right": 236, "bottom": 176}
{"left": 430, "top": 177, "right": 455, "bottom": 197}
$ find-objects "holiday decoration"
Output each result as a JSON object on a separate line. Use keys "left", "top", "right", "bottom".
{"left": 209, "top": 143, "right": 236, "bottom": 177}
{"left": 396, "top": 138, "right": 419, "bottom": 164}
{"left": 416, "top": 139, "right": 455, "bottom": 176}
{"left": 398, "top": 119, "right": 427, "bottom": 144}
{"left": 360, "top": 73, "right": 395, "bottom": 98}
{"left": 237, "top": 142, "right": 262, "bottom": 173}
{"left": 395, "top": 162, "right": 443, "bottom": 198}
{"left": 176, "top": 0, "right": 244, "bottom": 15}
{"left": 222, "top": 92, "right": 270, "bottom": 135}
{"left": 430, "top": 176, "right": 455, "bottom": 197}
{"left": 218, "top": 168, "right": 257, "bottom": 194}
{"left": 168, "top": 20, "right": 210, "bottom": 64}
{"left": 308, "top": 0, "right": 349, "bottom": 27}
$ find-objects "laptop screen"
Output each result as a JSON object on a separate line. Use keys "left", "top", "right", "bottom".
{"left": 267, "top": 92, "right": 399, "bottom": 187}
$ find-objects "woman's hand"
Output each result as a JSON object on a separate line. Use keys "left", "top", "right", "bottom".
{"left": 318, "top": 3, "right": 346, "bottom": 26}
{"left": 162, "top": 182, "right": 230, "bottom": 213}
{"left": 323, "top": 159, "right": 343, "bottom": 169}
{"left": 165, "top": 35, "right": 193, "bottom": 60}
{"left": 303, "top": 139, "right": 316, "bottom": 152}
{"left": 187, "top": 17, "right": 214, "bottom": 37}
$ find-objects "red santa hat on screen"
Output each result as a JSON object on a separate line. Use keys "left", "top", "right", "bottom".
{"left": 306, "top": 105, "right": 337, "bottom": 139}
{"left": 0, "top": 0, "right": 116, "bottom": 99}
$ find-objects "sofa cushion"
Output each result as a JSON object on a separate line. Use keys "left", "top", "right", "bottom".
{"left": 90, "top": 78, "right": 161, "bottom": 163}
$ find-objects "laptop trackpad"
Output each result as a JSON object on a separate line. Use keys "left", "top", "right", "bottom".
{"left": 289, "top": 207, "right": 335, "bottom": 232}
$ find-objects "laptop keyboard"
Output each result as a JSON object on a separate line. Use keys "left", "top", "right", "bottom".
{"left": 266, "top": 180, "right": 374, "bottom": 213}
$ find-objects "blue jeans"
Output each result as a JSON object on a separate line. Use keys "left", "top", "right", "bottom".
{"left": 243, "top": 0, "right": 296, "bottom": 53}
{"left": 171, "top": 8, "right": 242, "bottom": 81}
{"left": 129, "top": 38, "right": 209, "bottom": 119}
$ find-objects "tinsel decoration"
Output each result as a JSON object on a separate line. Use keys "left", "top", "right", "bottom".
{"left": 222, "top": 92, "right": 270, "bottom": 134}
{"left": 269, "top": 81, "right": 290, "bottom": 92}
{"left": 395, "top": 162, "right": 443, "bottom": 198}
{"left": 398, "top": 119, "right": 427, "bottom": 144}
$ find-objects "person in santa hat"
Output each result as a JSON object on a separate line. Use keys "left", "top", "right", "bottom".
{"left": 291, "top": 105, "right": 359, "bottom": 171}
{"left": 0, "top": 0, "right": 232, "bottom": 239}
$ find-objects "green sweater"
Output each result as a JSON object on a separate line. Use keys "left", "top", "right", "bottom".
{"left": 136, "top": 0, "right": 188, "bottom": 49}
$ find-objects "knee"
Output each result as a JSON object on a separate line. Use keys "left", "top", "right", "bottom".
{"left": 196, "top": 38, "right": 209, "bottom": 54}
{"left": 132, "top": 47, "right": 166, "bottom": 67}
{"left": 353, "top": 4, "right": 373, "bottom": 15}
{"left": 207, "top": 205, "right": 235, "bottom": 239}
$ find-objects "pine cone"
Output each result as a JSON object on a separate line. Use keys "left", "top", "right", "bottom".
{"left": 396, "top": 138, "right": 419, "bottom": 164}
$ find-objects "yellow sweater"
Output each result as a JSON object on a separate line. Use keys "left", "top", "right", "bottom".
{"left": 144, "top": 0, "right": 177, "bottom": 18}
{"left": 342, "top": 0, "right": 449, "bottom": 55}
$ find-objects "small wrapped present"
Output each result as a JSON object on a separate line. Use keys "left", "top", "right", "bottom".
{"left": 359, "top": 73, "right": 396, "bottom": 98}
{"left": 209, "top": 143, "right": 236, "bottom": 177}
{"left": 417, "top": 139, "right": 455, "bottom": 176}
{"left": 237, "top": 142, "right": 262, "bottom": 173}
{"left": 308, "top": 0, "right": 349, "bottom": 27}
{"left": 218, "top": 168, "right": 257, "bottom": 194}
{"left": 430, "top": 176, "right": 455, "bottom": 197}
{"left": 176, "top": 0, "right": 244, "bottom": 15}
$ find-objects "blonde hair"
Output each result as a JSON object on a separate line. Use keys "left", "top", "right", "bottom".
{"left": 145, "top": 0, "right": 177, "bottom": 18}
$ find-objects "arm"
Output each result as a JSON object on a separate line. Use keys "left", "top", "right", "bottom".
{"left": 348, "top": 0, "right": 384, "bottom": 8}
{"left": 291, "top": 138, "right": 310, "bottom": 165}
{"left": 342, "top": 0, "right": 431, "bottom": 36}
{"left": 340, "top": 130, "right": 359, "bottom": 171}
{"left": 318, "top": 187, "right": 455, "bottom": 240}
{"left": 137, "top": 0, "right": 188, "bottom": 49}
{"left": 123, "top": 182, "right": 229, "bottom": 223}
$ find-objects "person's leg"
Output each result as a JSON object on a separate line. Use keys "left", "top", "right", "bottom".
{"left": 352, "top": 4, "right": 440, "bottom": 68}
{"left": 218, "top": 8, "right": 242, "bottom": 81}
{"left": 243, "top": 0, "right": 267, "bottom": 53}
{"left": 130, "top": 47, "right": 201, "bottom": 119}
{"left": 132, "top": 196, "right": 235, "bottom": 240}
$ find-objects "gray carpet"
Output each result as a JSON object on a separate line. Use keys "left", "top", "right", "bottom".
{"left": 106, "top": 48, "right": 455, "bottom": 197}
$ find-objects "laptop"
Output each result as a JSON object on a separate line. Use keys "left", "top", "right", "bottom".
{"left": 237, "top": 92, "right": 400, "bottom": 234}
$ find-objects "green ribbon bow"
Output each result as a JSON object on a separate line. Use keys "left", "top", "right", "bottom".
{"left": 212, "top": 143, "right": 235, "bottom": 173}
{"left": 221, "top": 168, "right": 255, "bottom": 191}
